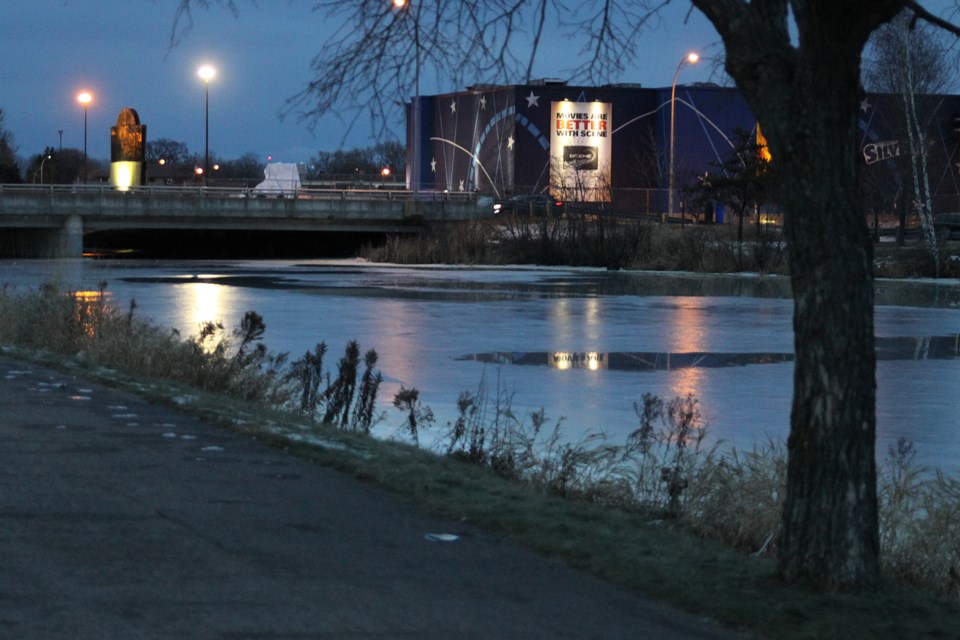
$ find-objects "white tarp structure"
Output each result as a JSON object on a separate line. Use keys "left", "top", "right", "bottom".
{"left": 252, "top": 163, "right": 301, "bottom": 196}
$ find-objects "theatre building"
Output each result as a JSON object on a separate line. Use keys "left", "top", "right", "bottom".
{"left": 406, "top": 80, "right": 960, "bottom": 217}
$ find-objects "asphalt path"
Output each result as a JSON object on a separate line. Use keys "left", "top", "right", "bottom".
{"left": 0, "top": 356, "right": 750, "bottom": 639}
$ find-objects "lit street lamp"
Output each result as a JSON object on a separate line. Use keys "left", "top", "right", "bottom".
{"left": 39, "top": 154, "right": 52, "bottom": 184}
{"left": 393, "top": 0, "right": 421, "bottom": 199}
{"left": 668, "top": 52, "right": 699, "bottom": 222}
{"left": 198, "top": 64, "right": 216, "bottom": 185}
{"left": 77, "top": 91, "right": 92, "bottom": 184}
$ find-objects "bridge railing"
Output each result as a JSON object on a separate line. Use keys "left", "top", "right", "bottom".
{"left": 0, "top": 183, "right": 478, "bottom": 203}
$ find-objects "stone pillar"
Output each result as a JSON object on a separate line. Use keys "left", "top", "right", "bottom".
{"left": 60, "top": 214, "right": 84, "bottom": 258}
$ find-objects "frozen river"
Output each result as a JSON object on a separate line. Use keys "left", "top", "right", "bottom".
{"left": 4, "top": 258, "right": 960, "bottom": 471}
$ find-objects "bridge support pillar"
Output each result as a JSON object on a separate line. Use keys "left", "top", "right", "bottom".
{"left": 60, "top": 215, "right": 84, "bottom": 258}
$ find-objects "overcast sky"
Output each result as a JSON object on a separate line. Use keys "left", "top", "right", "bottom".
{"left": 10, "top": 1, "right": 951, "bottom": 166}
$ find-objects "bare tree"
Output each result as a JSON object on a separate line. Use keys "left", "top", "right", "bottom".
{"left": 864, "top": 12, "right": 955, "bottom": 260}
{"left": 146, "top": 138, "right": 192, "bottom": 165}
{"left": 172, "top": 0, "right": 960, "bottom": 590}
{"left": 0, "top": 108, "right": 21, "bottom": 183}
{"left": 865, "top": 11, "right": 957, "bottom": 95}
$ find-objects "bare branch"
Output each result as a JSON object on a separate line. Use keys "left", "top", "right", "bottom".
{"left": 170, "top": 0, "right": 240, "bottom": 50}
{"left": 905, "top": 0, "right": 960, "bottom": 36}
{"left": 563, "top": 0, "right": 673, "bottom": 83}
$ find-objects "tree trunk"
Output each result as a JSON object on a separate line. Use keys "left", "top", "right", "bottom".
{"left": 695, "top": 0, "right": 892, "bottom": 589}
{"left": 768, "top": 33, "right": 880, "bottom": 592}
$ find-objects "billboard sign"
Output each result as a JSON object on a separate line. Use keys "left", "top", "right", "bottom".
{"left": 551, "top": 101, "right": 612, "bottom": 201}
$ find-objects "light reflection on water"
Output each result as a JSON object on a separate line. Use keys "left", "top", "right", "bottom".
{"left": 666, "top": 300, "right": 709, "bottom": 399}
{"left": 176, "top": 281, "right": 226, "bottom": 334}
{"left": 3, "top": 258, "right": 960, "bottom": 471}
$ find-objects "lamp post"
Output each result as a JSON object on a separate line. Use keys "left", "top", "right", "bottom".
{"left": 668, "top": 52, "right": 699, "bottom": 222}
{"left": 39, "top": 154, "right": 52, "bottom": 184}
{"left": 393, "top": 0, "right": 420, "bottom": 199}
{"left": 77, "top": 92, "right": 92, "bottom": 184}
{"left": 198, "top": 64, "right": 216, "bottom": 185}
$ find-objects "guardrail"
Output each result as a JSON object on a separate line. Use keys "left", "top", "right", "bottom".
{"left": 0, "top": 183, "right": 478, "bottom": 203}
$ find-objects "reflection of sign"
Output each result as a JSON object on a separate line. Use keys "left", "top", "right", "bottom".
{"left": 863, "top": 140, "right": 901, "bottom": 165}
{"left": 551, "top": 101, "right": 612, "bottom": 202}
{"left": 563, "top": 146, "right": 598, "bottom": 170}
{"left": 549, "top": 352, "right": 607, "bottom": 371}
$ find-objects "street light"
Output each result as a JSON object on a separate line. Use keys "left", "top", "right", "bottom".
{"left": 198, "top": 64, "right": 216, "bottom": 185}
{"left": 77, "top": 91, "right": 92, "bottom": 184}
{"left": 39, "top": 154, "right": 52, "bottom": 184}
{"left": 668, "top": 52, "right": 699, "bottom": 222}
{"left": 392, "top": 0, "right": 420, "bottom": 199}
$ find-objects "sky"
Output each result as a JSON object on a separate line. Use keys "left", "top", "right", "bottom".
{"left": 2, "top": 1, "right": 951, "bottom": 166}
{"left": 0, "top": 1, "right": 733, "bottom": 165}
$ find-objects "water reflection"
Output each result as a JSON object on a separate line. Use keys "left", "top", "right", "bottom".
{"left": 461, "top": 351, "right": 794, "bottom": 371}
{"left": 667, "top": 299, "right": 709, "bottom": 397}
{"left": 173, "top": 279, "right": 227, "bottom": 334}
{"left": 369, "top": 298, "right": 430, "bottom": 398}
{"left": 462, "top": 334, "right": 960, "bottom": 373}
{"left": 72, "top": 289, "right": 110, "bottom": 337}
{"left": 551, "top": 352, "right": 607, "bottom": 370}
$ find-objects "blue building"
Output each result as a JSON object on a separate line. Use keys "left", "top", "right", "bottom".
{"left": 408, "top": 80, "right": 960, "bottom": 217}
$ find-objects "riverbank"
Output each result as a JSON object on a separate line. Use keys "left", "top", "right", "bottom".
{"left": 3, "top": 346, "right": 958, "bottom": 639}
{"left": 359, "top": 217, "right": 960, "bottom": 279}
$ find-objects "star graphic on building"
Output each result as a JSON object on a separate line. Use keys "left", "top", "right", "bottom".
{"left": 479, "top": 95, "right": 487, "bottom": 110}
{"left": 450, "top": 100, "right": 457, "bottom": 113}
{"left": 507, "top": 135, "right": 515, "bottom": 149}
{"left": 430, "top": 157, "right": 437, "bottom": 172}
{"left": 525, "top": 91, "right": 540, "bottom": 108}
{"left": 860, "top": 98, "right": 871, "bottom": 113}
{"left": 458, "top": 179, "right": 465, "bottom": 192}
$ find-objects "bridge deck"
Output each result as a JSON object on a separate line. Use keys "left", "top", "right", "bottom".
{"left": 0, "top": 184, "right": 485, "bottom": 257}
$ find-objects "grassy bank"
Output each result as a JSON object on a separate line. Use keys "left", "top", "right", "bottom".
{"left": 359, "top": 215, "right": 960, "bottom": 279}
{"left": 1, "top": 282, "right": 958, "bottom": 639}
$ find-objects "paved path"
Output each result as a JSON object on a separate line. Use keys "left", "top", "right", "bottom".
{"left": 0, "top": 356, "right": 749, "bottom": 639}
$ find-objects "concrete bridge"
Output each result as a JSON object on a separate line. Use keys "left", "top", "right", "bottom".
{"left": 0, "top": 184, "right": 485, "bottom": 257}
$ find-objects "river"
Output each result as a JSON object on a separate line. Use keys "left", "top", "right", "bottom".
{"left": 3, "top": 258, "right": 959, "bottom": 471}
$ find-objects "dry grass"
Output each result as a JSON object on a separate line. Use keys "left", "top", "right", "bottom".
{"left": 363, "top": 216, "right": 960, "bottom": 280}
{"left": 435, "top": 373, "right": 960, "bottom": 598}
{"left": 0, "top": 282, "right": 381, "bottom": 433}
{"left": 361, "top": 215, "right": 790, "bottom": 272}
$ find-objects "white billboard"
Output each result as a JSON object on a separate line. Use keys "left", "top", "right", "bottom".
{"left": 550, "top": 101, "right": 612, "bottom": 202}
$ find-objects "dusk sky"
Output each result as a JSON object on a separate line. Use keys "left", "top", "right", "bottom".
{"left": 6, "top": 1, "right": 949, "bottom": 167}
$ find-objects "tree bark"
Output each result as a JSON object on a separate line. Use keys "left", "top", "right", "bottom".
{"left": 773, "top": 14, "right": 880, "bottom": 591}
{"left": 692, "top": 0, "right": 905, "bottom": 589}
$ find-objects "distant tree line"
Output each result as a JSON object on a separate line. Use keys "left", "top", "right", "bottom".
{"left": 0, "top": 109, "right": 22, "bottom": 183}
{"left": 0, "top": 114, "right": 406, "bottom": 187}
{"left": 303, "top": 141, "right": 405, "bottom": 180}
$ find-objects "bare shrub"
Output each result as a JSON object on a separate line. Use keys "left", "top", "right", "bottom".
{"left": 436, "top": 377, "right": 960, "bottom": 594}
{"left": 392, "top": 386, "right": 434, "bottom": 446}
{"left": 683, "top": 440, "right": 787, "bottom": 555}
{"left": 323, "top": 340, "right": 361, "bottom": 427}
{"left": 0, "top": 283, "right": 380, "bottom": 428}
{"left": 879, "top": 438, "right": 960, "bottom": 596}
{"left": 288, "top": 342, "right": 328, "bottom": 417}
{"left": 350, "top": 349, "right": 384, "bottom": 434}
